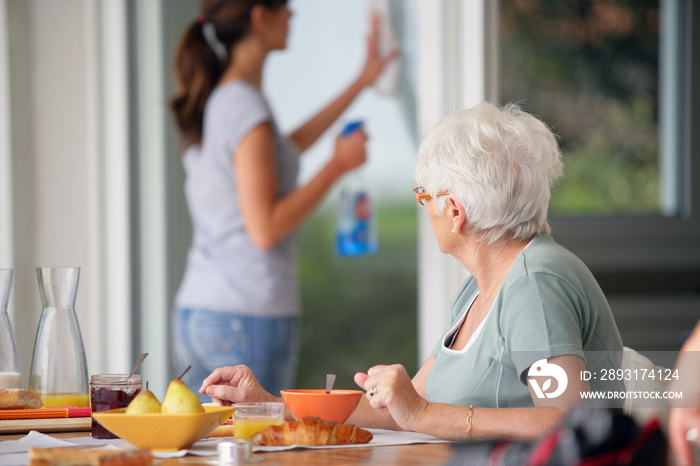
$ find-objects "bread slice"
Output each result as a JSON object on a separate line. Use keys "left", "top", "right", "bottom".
{"left": 28, "top": 448, "right": 153, "bottom": 466}
{"left": 205, "top": 419, "right": 234, "bottom": 438}
{"left": 0, "top": 389, "right": 42, "bottom": 409}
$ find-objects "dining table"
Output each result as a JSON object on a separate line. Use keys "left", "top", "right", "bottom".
{"left": 0, "top": 429, "right": 457, "bottom": 465}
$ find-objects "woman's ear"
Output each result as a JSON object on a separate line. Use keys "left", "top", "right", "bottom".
{"left": 447, "top": 196, "right": 467, "bottom": 234}
{"left": 250, "top": 5, "right": 268, "bottom": 31}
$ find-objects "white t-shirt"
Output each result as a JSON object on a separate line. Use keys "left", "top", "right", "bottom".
{"left": 175, "top": 80, "right": 301, "bottom": 317}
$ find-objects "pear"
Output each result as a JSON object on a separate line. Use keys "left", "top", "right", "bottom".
{"left": 160, "top": 366, "right": 204, "bottom": 414}
{"left": 126, "top": 382, "right": 161, "bottom": 414}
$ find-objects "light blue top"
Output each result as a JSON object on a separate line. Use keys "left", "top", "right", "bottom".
{"left": 425, "top": 234, "right": 623, "bottom": 407}
{"left": 175, "top": 80, "right": 301, "bottom": 317}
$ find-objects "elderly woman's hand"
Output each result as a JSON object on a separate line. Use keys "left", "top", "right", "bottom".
{"left": 354, "top": 364, "right": 429, "bottom": 431}
{"left": 199, "top": 365, "right": 278, "bottom": 406}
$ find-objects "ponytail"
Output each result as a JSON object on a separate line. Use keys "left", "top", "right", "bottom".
{"left": 169, "top": 21, "right": 228, "bottom": 147}
{"left": 169, "top": 0, "right": 289, "bottom": 147}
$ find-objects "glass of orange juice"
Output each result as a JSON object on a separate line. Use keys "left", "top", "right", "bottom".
{"left": 233, "top": 402, "right": 284, "bottom": 440}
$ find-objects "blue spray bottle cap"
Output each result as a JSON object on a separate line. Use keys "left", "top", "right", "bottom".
{"left": 341, "top": 120, "right": 364, "bottom": 137}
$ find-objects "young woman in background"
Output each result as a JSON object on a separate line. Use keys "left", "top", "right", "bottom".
{"left": 169, "top": 0, "right": 397, "bottom": 398}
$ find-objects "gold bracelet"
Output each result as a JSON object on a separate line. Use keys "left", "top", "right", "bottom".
{"left": 466, "top": 404, "right": 474, "bottom": 440}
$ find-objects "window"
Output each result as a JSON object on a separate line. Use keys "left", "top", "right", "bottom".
{"left": 500, "top": 0, "right": 666, "bottom": 217}
{"left": 497, "top": 0, "right": 700, "bottom": 275}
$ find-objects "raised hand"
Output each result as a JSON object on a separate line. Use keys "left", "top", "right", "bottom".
{"left": 356, "top": 12, "right": 400, "bottom": 89}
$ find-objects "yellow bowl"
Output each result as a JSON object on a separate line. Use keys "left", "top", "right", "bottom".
{"left": 92, "top": 406, "right": 235, "bottom": 452}
{"left": 280, "top": 389, "right": 362, "bottom": 424}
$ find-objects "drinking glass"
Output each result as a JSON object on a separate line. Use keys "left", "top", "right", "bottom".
{"left": 29, "top": 267, "right": 89, "bottom": 407}
{"left": 233, "top": 402, "right": 285, "bottom": 440}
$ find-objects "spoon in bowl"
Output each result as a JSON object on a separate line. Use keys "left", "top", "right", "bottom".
{"left": 326, "top": 374, "right": 336, "bottom": 394}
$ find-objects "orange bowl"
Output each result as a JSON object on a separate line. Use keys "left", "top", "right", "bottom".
{"left": 280, "top": 389, "right": 363, "bottom": 424}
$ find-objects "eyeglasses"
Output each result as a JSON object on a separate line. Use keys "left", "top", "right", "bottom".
{"left": 413, "top": 187, "right": 450, "bottom": 207}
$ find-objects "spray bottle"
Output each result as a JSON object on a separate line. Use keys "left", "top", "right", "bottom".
{"left": 335, "top": 120, "right": 378, "bottom": 256}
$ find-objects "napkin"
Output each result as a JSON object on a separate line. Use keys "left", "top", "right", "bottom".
{"left": 158, "top": 429, "right": 450, "bottom": 455}
{"left": 0, "top": 431, "right": 221, "bottom": 463}
{"left": 132, "top": 429, "right": 451, "bottom": 458}
{"left": 0, "top": 428, "right": 451, "bottom": 465}
{"left": 0, "top": 430, "right": 126, "bottom": 465}
{"left": 250, "top": 429, "right": 450, "bottom": 452}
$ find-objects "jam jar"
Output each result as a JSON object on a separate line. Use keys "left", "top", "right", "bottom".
{"left": 90, "top": 374, "right": 141, "bottom": 439}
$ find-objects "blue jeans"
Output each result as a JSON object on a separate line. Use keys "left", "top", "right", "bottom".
{"left": 172, "top": 308, "right": 299, "bottom": 401}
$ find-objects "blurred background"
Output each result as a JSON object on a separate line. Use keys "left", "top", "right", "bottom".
{"left": 0, "top": 0, "right": 698, "bottom": 396}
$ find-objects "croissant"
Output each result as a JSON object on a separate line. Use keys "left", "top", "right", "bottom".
{"left": 251, "top": 416, "right": 373, "bottom": 446}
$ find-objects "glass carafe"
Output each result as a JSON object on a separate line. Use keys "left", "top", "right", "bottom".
{"left": 0, "top": 269, "right": 21, "bottom": 388}
{"left": 29, "top": 267, "right": 89, "bottom": 407}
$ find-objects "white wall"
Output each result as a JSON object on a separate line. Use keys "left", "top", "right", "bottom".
{"left": 0, "top": 2, "right": 12, "bottom": 277}
{"left": 1, "top": 0, "right": 131, "bottom": 388}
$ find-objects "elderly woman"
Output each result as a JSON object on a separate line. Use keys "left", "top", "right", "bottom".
{"left": 200, "top": 102, "right": 623, "bottom": 440}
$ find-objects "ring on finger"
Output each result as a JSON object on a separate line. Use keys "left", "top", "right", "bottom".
{"left": 687, "top": 428, "right": 698, "bottom": 442}
{"left": 368, "top": 386, "right": 377, "bottom": 397}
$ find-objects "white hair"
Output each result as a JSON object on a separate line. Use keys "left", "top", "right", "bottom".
{"left": 414, "top": 102, "right": 564, "bottom": 245}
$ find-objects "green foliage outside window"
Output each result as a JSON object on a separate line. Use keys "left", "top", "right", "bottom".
{"left": 296, "top": 203, "right": 418, "bottom": 390}
{"left": 500, "top": 0, "right": 661, "bottom": 216}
